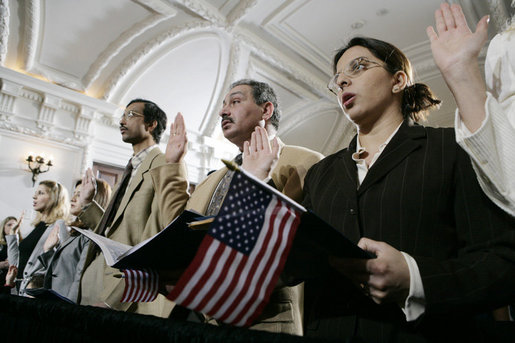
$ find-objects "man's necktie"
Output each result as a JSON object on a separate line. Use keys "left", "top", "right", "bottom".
{"left": 97, "top": 159, "right": 133, "bottom": 236}
{"left": 205, "top": 153, "right": 242, "bottom": 216}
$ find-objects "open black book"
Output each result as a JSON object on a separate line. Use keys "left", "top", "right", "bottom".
{"left": 283, "top": 210, "right": 374, "bottom": 283}
{"left": 75, "top": 210, "right": 208, "bottom": 271}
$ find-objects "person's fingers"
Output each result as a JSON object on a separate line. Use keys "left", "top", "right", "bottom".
{"left": 434, "top": 8, "right": 446, "bottom": 34}
{"left": 258, "top": 127, "right": 270, "bottom": 152}
{"left": 426, "top": 26, "right": 438, "bottom": 42}
{"left": 441, "top": 2, "right": 456, "bottom": 30}
{"left": 271, "top": 137, "right": 280, "bottom": 156}
{"left": 254, "top": 127, "right": 264, "bottom": 151}
{"left": 249, "top": 131, "right": 257, "bottom": 153}
{"left": 243, "top": 140, "right": 250, "bottom": 157}
{"left": 175, "top": 112, "right": 185, "bottom": 133}
{"left": 475, "top": 15, "right": 490, "bottom": 39}
{"left": 451, "top": 4, "right": 468, "bottom": 30}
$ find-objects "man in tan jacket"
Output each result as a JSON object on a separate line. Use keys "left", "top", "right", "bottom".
{"left": 77, "top": 99, "right": 187, "bottom": 317}
{"left": 152, "top": 80, "right": 324, "bottom": 335}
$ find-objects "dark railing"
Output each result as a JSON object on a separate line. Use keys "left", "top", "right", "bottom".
{"left": 0, "top": 294, "right": 335, "bottom": 343}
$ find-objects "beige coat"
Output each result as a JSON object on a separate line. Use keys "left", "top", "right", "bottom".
{"left": 151, "top": 139, "right": 323, "bottom": 335}
{"left": 79, "top": 148, "right": 188, "bottom": 316}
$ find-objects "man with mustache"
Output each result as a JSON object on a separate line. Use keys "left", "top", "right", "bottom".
{"left": 77, "top": 99, "right": 185, "bottom": 317}
{"left": 152, "top": 79, "right": 324, "bottom": 335}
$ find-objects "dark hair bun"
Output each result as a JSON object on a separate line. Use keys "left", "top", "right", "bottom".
{"left": 402, "top": 83, "right": 441, "bottom": 121}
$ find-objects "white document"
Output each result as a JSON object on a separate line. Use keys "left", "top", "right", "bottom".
{"left": 73, "top": 228, "right": 133, "bottom": 266}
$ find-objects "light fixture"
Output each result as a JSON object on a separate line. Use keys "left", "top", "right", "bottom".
{"left": 26, "top": 152, "right": 53, "bottom": 186}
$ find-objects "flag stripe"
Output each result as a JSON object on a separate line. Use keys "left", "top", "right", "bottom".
{"left": 201, "top": 251, "right": 246, "bottom": 314}
{"left": 217, "top": 198, "right": 281, "bottom": 322}
{"left": 121, "top": 269, "right": 159, "bottom": 303}
{"left": 239, "top": 204, "right": 300, "bottom": 326}
{"left": 180, "top": 241, "right": 226, "bottom": 307}
{"left": 188, "top": 243, "right": 233, "bottom": 309}
{"left": 195, "top": 248, "right": 238, "bottom": 311}
{"left": 229, "top": 201, "right": 291, "bottom": 324}
{"left": 168, "top": 237, "right": 219, "bottom": 303}
{"left": 168, "top": 172, "right": 303, "bottom": 327}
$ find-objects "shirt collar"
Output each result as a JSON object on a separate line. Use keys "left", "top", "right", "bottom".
{"left": 131, "top": 144, "right": 158, "bottom": 171}
{"left": 353, "top": 121, "right": 403, "bottom": 162}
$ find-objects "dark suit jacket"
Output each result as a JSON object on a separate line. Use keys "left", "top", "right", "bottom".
{"left": 302, "top": 121, "right": 515, "bottom": 342}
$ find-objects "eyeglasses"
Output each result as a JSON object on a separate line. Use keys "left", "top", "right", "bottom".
{"left": 327, "top": 57, "right": 384, "bottom": 95}
{"left": 120, "top": 110, "right": 144, "bottom": 121}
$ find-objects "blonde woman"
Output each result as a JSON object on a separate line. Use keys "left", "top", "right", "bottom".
{"left": 6, "top": 180, "right": 69, "bottom": 295}
{"left": 1, "top": 215, "right": 20, "bottom": 290}
{"left": 36, "top": 178, "right": 111, "bottom": 302}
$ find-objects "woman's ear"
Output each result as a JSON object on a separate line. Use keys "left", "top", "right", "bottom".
{"left": 261, "top": 101, "right": 274, "bottom": 121}
{"left": 392, "top": 71, "right": 409, "bottom": 94}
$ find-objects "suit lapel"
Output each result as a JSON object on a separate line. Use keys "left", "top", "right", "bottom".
{"left": 107, "top": 148, "right": 160, "bottom": 236}
{"left": 339, "top": 137, "right": 360, "bottom": 195}
{"left": 357, "top": 122, "right": 425, "bottom": 195}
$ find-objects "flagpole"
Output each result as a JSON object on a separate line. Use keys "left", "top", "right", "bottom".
{"left": 222, "top": 159, "right": 307, "bottom": 213}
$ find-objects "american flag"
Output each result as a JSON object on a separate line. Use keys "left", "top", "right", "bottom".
{"left": 167, "top": 171, "right": 302, "bottom": 327}
{"left": 120, "top": 269, "right": 159, "bottom": 303}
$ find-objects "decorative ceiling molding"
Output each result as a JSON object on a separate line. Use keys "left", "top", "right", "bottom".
{"left": 20, "top": 0, "right": 88, "bottom": 91}
{"left": 0, "top": 0, "right": 9, "bottom": 65}
{"left": 234, "top": 26, "right": 329, "bottom": 99}
{"left": 102, "top": 20, "right": 215, "bottom": 102}
{"left": 135, "top": 0, "right": 178, "bottom": 15}
{"left": 279, "top": 100, "right": 335, "bottom": 135}
{"left": 0, "top": 119, "right": 90, "bottom": 148}
{"left": 199, "top": 41, "right": 241, "bottom": 137}
{"left": 21, "top": 0, "right": 40, "bottom": 71}
{"left": 262, "top": 0, "right": 330, "bottom": 75}
{"left": 175, "top": 0, "right": 227, "bottom": 26}
{"left": 83, "top": 13, "right": 173, "bottom": 93}
{"left": 226, "top": 0, "right": 257, "bottom": 27}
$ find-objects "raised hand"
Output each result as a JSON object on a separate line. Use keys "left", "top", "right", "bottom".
{"left": 329, "top": 237, "right": 410, "bottom": 305}
{"left": 165, "top": 112, "right": 188, "bottom": 164}
{"left": 242, "top": 127, "right": 280, "bottom": 181}
{"left": 80, "top": 168, "right": 97, "bottom": 207}
{"left": 9, "top": 211, "right": 25, "bottom": 236}
{"left": 43, "top": 225, "right": 60, "bottom": 252}
{"left": 426, "top": 3, "right": 489, "bottom": 77}
{"left": 427, "top": 2, "right": 489, "bottom": 133}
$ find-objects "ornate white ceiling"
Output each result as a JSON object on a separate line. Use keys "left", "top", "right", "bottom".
{"left": 2, "top": 0, "right": 513, "bottom": 155}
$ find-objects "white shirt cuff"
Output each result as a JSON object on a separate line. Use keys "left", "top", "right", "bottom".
{"left": 400, "top": 252, "right": 426, "bottom": 322}
{"left": 454, "top": 106, "right": 490, "bottom": 140}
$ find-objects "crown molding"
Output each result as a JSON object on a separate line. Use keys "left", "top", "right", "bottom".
{"left": 0, "top": 0, "right": 9, "bottom": 65}
{"left": 0, "top": 66, "right": 118, "bottom": 112}
{"left": 83, "top": 12, "right": 173, "bottom": 93}
{"left": 234, "top": 26, "right": 329, "bottom": 99}
{"left": 21, "top": 0, "right": 40, "bottom": 72}
{"left": 199, "top": 40, "right": 242, "bottom": 137}
{"left": 226, "top": 0, "right": 257, "bottom": 26}
{"left": 102, "top": 21, "right": 215, "bottom": 102}
{"left": 135, "top": 0, "right": 178, "bottom": 15}
{"left": 175, "top": 0, "right": 226, "bottom": 26}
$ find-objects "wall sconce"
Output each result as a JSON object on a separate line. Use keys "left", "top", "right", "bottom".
{"left": 26, "top": 152, "right": 53, "bottom": 186}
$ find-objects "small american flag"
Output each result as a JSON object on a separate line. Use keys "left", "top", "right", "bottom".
{"left": 167, "top": 171, "right": 302, "bottom": 327}
{"left": 120, "top": 269, "right": 159, "bottom": 303}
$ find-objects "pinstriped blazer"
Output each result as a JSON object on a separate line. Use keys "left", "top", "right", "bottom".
{"left": 302, "top": 121, "right": 515, "bottom": 342}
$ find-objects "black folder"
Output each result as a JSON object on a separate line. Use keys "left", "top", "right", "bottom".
{"left": 283, "top": 210, "right": 374, "bottom": 282}
{"left": 111, "top": 210, "right": 207, "bottom": 270}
